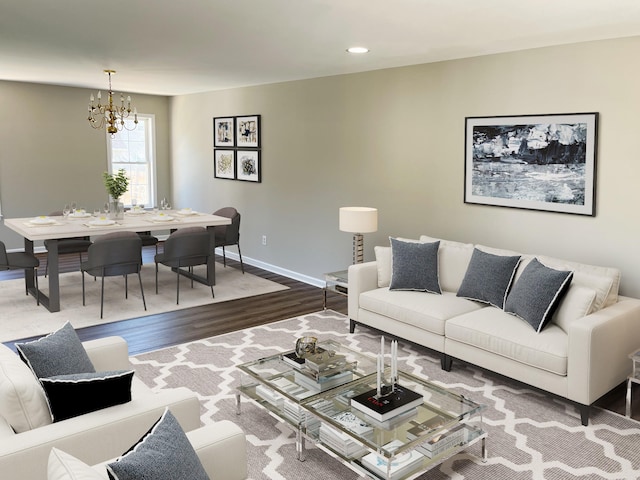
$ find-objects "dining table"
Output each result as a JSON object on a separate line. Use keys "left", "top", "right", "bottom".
{"left": 4, "top": 209, "right": 231, "bottom": 313}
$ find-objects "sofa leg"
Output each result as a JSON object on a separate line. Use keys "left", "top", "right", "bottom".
{"left": 349, "top": 319, "right": 356, "bottom": 333}
{"left": 579, "top": 404, "right": 590, "bottom": 426}
{"left": 441, "top": 354, "right": 452, "bottom": 372}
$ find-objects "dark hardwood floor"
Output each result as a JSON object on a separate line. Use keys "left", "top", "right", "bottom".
{"left": 1, "top": 247, "right": 634, "bottom": 420}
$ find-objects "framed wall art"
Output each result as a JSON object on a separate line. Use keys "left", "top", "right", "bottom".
{"left": 236, "top": 150, "right": 261, "bottom": 182}
{"left": 464, "top": 112, "right": 598, "bottom": 216}
{"left": 236, "top": 115, "right": 260, "bottom": 148}
{"left": 214, "top": 149, "right": 236, "bottom": 179}
{"left": 213, "top": 117, "right": 235, "bottom": 147}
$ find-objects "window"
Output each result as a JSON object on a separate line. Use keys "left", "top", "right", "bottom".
{"left": 107, "top": 114, "right": 156, "bottom": 208}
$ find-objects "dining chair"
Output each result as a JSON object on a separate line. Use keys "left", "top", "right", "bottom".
{"left": 154, "top": 227, "right": 214, "bottom": 304}
{"left": 44, "top": 211, "right": 92, "bottom": 276}
{"left": 212, "top": 207, "right": 244, "bottom": 274}
{"left": 0, "top": 241, "right": 40, "bottom": 305}
{"left": 80, "top": 231, "right": 146, "bottom": 318}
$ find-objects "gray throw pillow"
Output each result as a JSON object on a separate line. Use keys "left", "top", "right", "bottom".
{"left": 456, "top": 248, "right": 521, "bottom": 308}
{"left": 389, "top": 238, "right": 441, "bottom": 294}
{"left": 15, "top": 322, "right": 95, "bottom": 379}
{"left": 107, "top": 408, "right": 210, "bottom": 480}
{"left": 504, "top": 258, "right": 573, "bottom": 333}
{"left": 40, "top": 370, "right": 134, "bottom": 422}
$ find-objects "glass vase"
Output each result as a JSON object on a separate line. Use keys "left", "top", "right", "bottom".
{"left": 109, "top": 198, "right": 124, "bottom": 220}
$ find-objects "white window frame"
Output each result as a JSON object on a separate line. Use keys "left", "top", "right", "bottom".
{"left": 106, "top": 113, "right": 157, "bottom": 208}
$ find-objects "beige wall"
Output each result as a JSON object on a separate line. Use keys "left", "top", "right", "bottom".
{"left": 170, "top": 36, "right": 640, "bottom": 297}
{"left": 0, "top": 81, "right": 171, "bottom": 247}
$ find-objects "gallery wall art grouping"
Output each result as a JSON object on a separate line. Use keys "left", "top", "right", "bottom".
{"left": 213, "top": 114, "right": 261, "bottom": 183}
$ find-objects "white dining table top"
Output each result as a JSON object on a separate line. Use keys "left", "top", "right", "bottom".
{"left": 4, "top": 209, "right": 231, "bottom": 241}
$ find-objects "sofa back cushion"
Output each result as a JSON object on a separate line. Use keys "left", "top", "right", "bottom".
{"left": 374, "top": 246, "right": 392, "bottom": 288}
{"left": 537, "top": 255, "right": 620, "bottom": 311}
{"left": 0, "top": 344, "right": 52, "bottom": 433}
{"left": 420, "top": 235, "right": 474, "bottom": 293}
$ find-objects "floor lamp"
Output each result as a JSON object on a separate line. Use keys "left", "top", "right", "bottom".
{"left": 339, "top": 207, "right": 378, "bottom": 264}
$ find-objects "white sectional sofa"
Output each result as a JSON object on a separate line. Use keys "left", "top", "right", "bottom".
{"left": 0, "top": 336, "right": 246, "bottom": 480}
{"left": 348, "top": 234, "right": 640, "bottom": 425}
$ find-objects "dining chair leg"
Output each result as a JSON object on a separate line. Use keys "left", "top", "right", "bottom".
{"left": 138, "top": 271, "right": 147, "bottom": 311}
{"left": 125, "top": 274, "right": 129, "bottom": 299}
{"left": 237, "top": 243, "right": 244, "bottom": 274}
{"left": 100, "top": 273, "right": 105, "bottom": 319}
{"left": 155, "top": 263, "right": 159, "bottom": 294}
{"left": 81, "top": 271, "right": 86, "bottom": 306}
{"left": 189, "top": 266, "right": 194, "bottom": 288}
{"left": 34, "top": 268, "right": 40, "bottom": 306}
{"left": 176, "top": 268, "right": 181, "bottom": 304}
{"left": 210, "top": 285, "right": 214, "bottom": 299}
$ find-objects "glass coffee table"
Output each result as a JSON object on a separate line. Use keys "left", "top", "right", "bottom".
{"left": 236, "top": 340, "right": 487, "bottom": 479}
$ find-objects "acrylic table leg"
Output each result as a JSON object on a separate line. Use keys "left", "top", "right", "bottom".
{"left": 235, "top": 392, "right": 242, "bottom": 415}
{"left": 626, "top": 378, "right": 632, "bottom": 418}
{"left": 296, "top": 430, "right": 306, "bottom": 461}
{"left": 481, "top": 437, "right": 487, "bottom": 462}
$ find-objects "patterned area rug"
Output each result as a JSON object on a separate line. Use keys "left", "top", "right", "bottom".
{"left": 131, "top": 310, "right": 640, "bottom": 479}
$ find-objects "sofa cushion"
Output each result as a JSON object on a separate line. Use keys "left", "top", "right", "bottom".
{"left": 16, "top": 322, "right": 95, "bottom": 380}
{"left": 537, "top": 255, "right": 620, "bottom": 311}
{"left": 41, "top": 370, "right": 134, "bottom": 422}
{"left": 48, "top": 447, "right": 105, "bottom": 480}
{"left": 360, "top": 289, "right": 484, "bottom": 336}
{"left": 389, "top": 238, "right": 441, "bottom": 294}
{"left": 551, "top": 285, "right": 597, "bottom": 333}
{"left": 374, "top": 246, "right": 392, "bottom": 288}
{"left": 107, "top": 408, "right": 210, "bottom": 480}
{"left": 420, "top": 235, "right": 474, "bottom": 293}
{"left": 446, "top": 307, "right": 569, "bottom": 375}
{"left": 456, "top": 248, "right": 521, "bottom": 309}
{"left": 504, "top": 258, "right": 573, "bottom": 333}
{"left": 0, "top": 344, "right": 52, "bottom": 433}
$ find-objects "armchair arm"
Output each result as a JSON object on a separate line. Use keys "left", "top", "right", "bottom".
{"left": 188, "top": 422, "right": 247, "bottom": 480}
{"left": 347, "top": 261, "right": 379, "bottom": 321}
{"left": 83, "top": 336, "right": 131, "bottom": 371}
{"left": 567, "top": 296, "right": 640, "bottom": 405}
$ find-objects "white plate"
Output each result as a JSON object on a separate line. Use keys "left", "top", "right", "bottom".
{"left": 88, "top": 219, "right": 116, "bottom": 226}
{"left": 151, "top": 215, "right": 174, "bottom": 222}
{"left": 30, "top": 216, "right": 55, "bottom": 225}
{"left": 176, "top": 209, "right": 197, "bottom": 215}
{"left": 127, "top": 209, "right": 146, "bottom": 215}
{"left": 69, "top": 212, "right": 91, "bottom": 218}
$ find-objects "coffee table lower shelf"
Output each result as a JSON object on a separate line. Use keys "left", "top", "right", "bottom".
{"left": 236, "top": 383, "right": 487, "bottom": 480}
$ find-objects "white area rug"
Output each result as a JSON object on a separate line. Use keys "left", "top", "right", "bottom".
{"left": 132, "top": 311, "right": 640, "bottom": 480}
{"left": 0, "top": 263, "right": 288, "bottom": 343}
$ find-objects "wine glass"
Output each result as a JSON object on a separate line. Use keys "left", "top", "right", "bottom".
{"left": 70, "top": 202, "right": 77, "bottom": 214}
{"left": 62, "top": 204, "right": 71, "bottom": 219}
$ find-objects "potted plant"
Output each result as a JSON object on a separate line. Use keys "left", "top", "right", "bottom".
{"left": 103, "top": 169, "right": 129, "bottom": 219}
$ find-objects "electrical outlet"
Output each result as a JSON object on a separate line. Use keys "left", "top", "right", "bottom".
{"left": 261, "top": 235, "right": 267, "bottom": 246}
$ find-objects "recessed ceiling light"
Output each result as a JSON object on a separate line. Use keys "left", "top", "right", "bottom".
{"left": 346, "top": 47, "right": 369, "bottom": 54}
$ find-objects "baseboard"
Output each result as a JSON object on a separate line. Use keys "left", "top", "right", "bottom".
{"left": 215, "top": 248, "right": 325, "bottom": 288}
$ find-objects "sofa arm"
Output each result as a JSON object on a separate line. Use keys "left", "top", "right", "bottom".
{"left": 567, "top": 296, "right": 640, "bottom": 405}
{"left": 0, "top": 387, "right": 200, "bottom": 480}
{"left": 83, "top": 336, "right": 131, "bottom": 371}
{"left": 348, "top": 261, "right": 379, "bottom": 321}
{"left": 188, "top": 422, "right": 247, "bottom": 480}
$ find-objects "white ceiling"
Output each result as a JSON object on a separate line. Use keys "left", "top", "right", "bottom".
{"left": 2, "top": 0, "right": 640, "bottom": 96}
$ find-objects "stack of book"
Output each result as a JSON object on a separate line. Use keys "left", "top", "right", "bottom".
{"left": 406, "top": 424, "right": 466, "bottom": 458}
{"left": 351, "top": 385, "right": 424, "bottom": 422}
{"left": 360, "top": 440, "right": 424, "bottom": 480}
{"left": 294, "top": 369, "right": 353, "bottom": 393}
{"left": 318, "top": 411, "right": 373, "bottom": 458}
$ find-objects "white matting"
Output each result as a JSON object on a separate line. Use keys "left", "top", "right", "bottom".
{"left": 0, "top": 263, "right": 288, "bottom": 343}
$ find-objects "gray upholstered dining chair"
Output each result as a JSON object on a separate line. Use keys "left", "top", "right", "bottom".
{"left": 154, "top": 227, "right": 214, "bottom": 304}
{"left": 80, "top": 231, "right": 146, "bottom": 318}
{"left": 44, "top": 211, "right": 92, "bottom": 276}
{"left": 0, "top": 241, "right": 40, "bottom": 305}
{"left": 212, "top": 207, "right": 244, "bottom": 274}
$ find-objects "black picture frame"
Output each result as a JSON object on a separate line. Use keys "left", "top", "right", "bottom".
{"left": 236, "top": 150, "right": 261, "bottom": 183}
{"left": 464, "top": 112, "right": 598, "bottom": 216}
{"left": 236, "top": 115, "right": 260, "bottom": 148}
{"left": 213, "top": 117, "right": 235, "bottom": 147}
{"left": 214, "top": 149, "right": 236, "bottom": 180}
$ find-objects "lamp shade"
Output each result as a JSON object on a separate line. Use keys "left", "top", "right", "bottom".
{"left": 339, "top": 207, "right": 378, "bottom": 234}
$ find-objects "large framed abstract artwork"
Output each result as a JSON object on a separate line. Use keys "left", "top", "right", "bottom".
{"left": 464, "top": 112, "right": 598, "bottom": 216}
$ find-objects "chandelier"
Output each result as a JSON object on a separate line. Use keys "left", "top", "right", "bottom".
{"left": 87, "top": 70, "right": 138, "bottom": 136}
